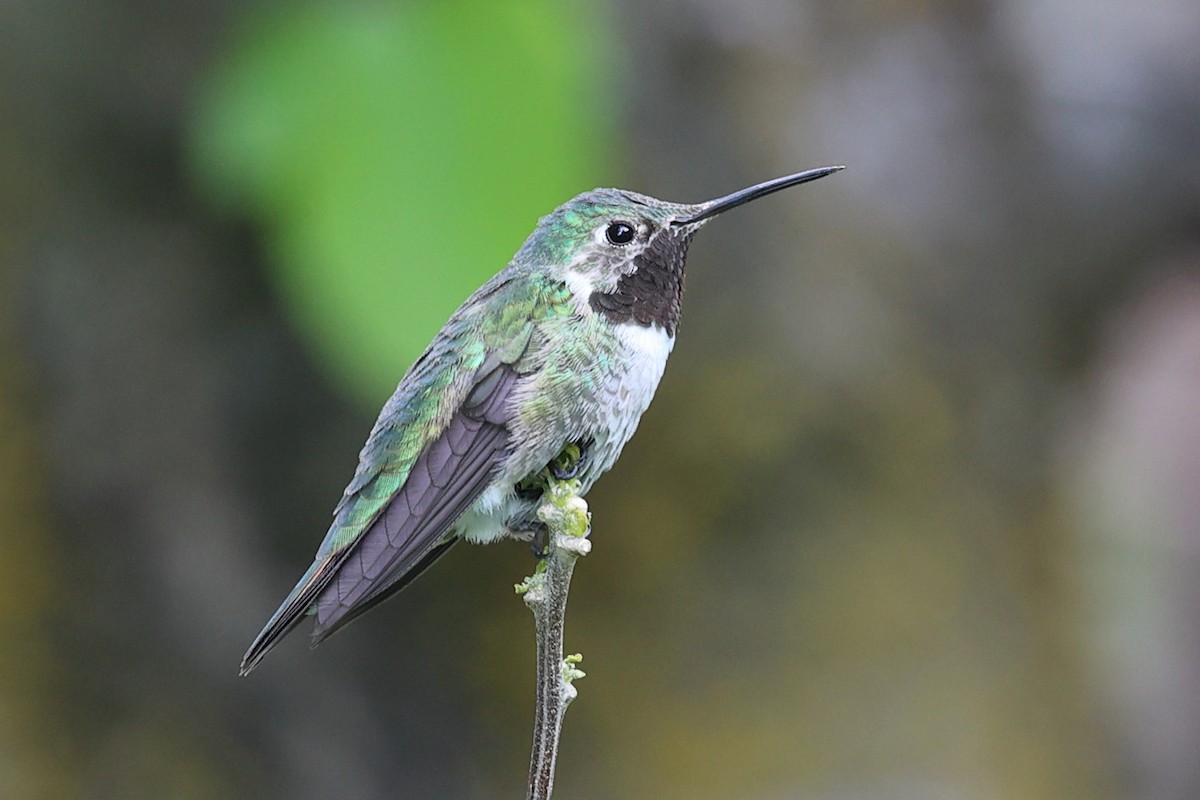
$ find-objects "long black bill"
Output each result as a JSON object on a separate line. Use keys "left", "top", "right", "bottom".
{"left": 672, "top": 165, "right": 845, "bottom": 226}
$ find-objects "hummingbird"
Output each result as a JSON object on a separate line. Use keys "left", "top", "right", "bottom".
{"left": 240, "top": 165, "right": 843, "bottom": 675}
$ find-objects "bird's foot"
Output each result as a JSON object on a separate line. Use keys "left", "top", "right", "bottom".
{"left": 514, "top": 477, "right": 543, "bottom": 501}
{"left": 549, "top": 439, "right": 591, "bottom": 481}
{"left": 509, "top": 519, "right": 551, "bottom": 558}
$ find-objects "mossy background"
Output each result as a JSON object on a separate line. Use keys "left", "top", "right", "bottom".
{"left": 2, "top": 1, "right": 1199, "bottom": 798}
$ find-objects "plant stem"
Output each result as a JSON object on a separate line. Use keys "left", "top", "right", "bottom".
{"left": 516, "top": 479, "right": 590, "bottom": 800}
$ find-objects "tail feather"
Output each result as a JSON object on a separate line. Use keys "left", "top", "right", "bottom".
{"left": 239, "top": 557, "right": 341, "bottom": 676}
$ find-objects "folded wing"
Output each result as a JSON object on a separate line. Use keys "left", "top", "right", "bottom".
{"left": 311, "top": 361, "right": 517, "bottom": 640}
{"left": 239, "top": 355, "right": 521, "bottom": 676}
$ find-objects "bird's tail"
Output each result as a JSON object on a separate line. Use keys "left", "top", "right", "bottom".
{"left": 239, "top": 558, "right": 334, "bottom": 676}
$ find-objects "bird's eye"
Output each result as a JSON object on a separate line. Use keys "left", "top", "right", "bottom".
{"left": 605, "top": 221, "right": 636, "bottom": 245}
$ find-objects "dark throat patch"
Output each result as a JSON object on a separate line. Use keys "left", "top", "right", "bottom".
{"left": 589, "top": 228, "right": 690, "bottom": 335}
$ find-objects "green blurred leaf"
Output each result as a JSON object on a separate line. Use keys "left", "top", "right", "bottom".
{"left": 190, "top": 0, "right": 613, "bottom": 401}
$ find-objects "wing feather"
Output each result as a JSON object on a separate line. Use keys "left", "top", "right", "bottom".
{"left": 239, "top": 359, "right": 521, "bottom": 675}
{"left": 312, "top": 407, "right": 511, "bottom": 638}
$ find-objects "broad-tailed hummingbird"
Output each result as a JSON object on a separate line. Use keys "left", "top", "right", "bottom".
{"left": 241, "top": 165, "right": 843, "bottom": 675}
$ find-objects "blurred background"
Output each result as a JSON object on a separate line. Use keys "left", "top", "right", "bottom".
{"left": 2, "top": 1, "right": 1199, "bottom": 798}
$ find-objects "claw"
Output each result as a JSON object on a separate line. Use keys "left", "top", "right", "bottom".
{"left": 529, "top": 523, "right": 550, "bottom": 559}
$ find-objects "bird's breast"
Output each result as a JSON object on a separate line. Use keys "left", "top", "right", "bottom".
{"left": 461, "top": 319, "right": 675, "bottom": 542}
{"left": 498, "top": 317, "right": 676, "bottom": 493}
{"left": 582, "top": 321, "right": 674, "bottom": 478}
{"left": 609, "top": 321, "right": 674, "bottom": 412}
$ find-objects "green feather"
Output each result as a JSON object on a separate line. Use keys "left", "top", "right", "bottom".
{"left": 316, "top": 270, "right": 571, "bottom": 557}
